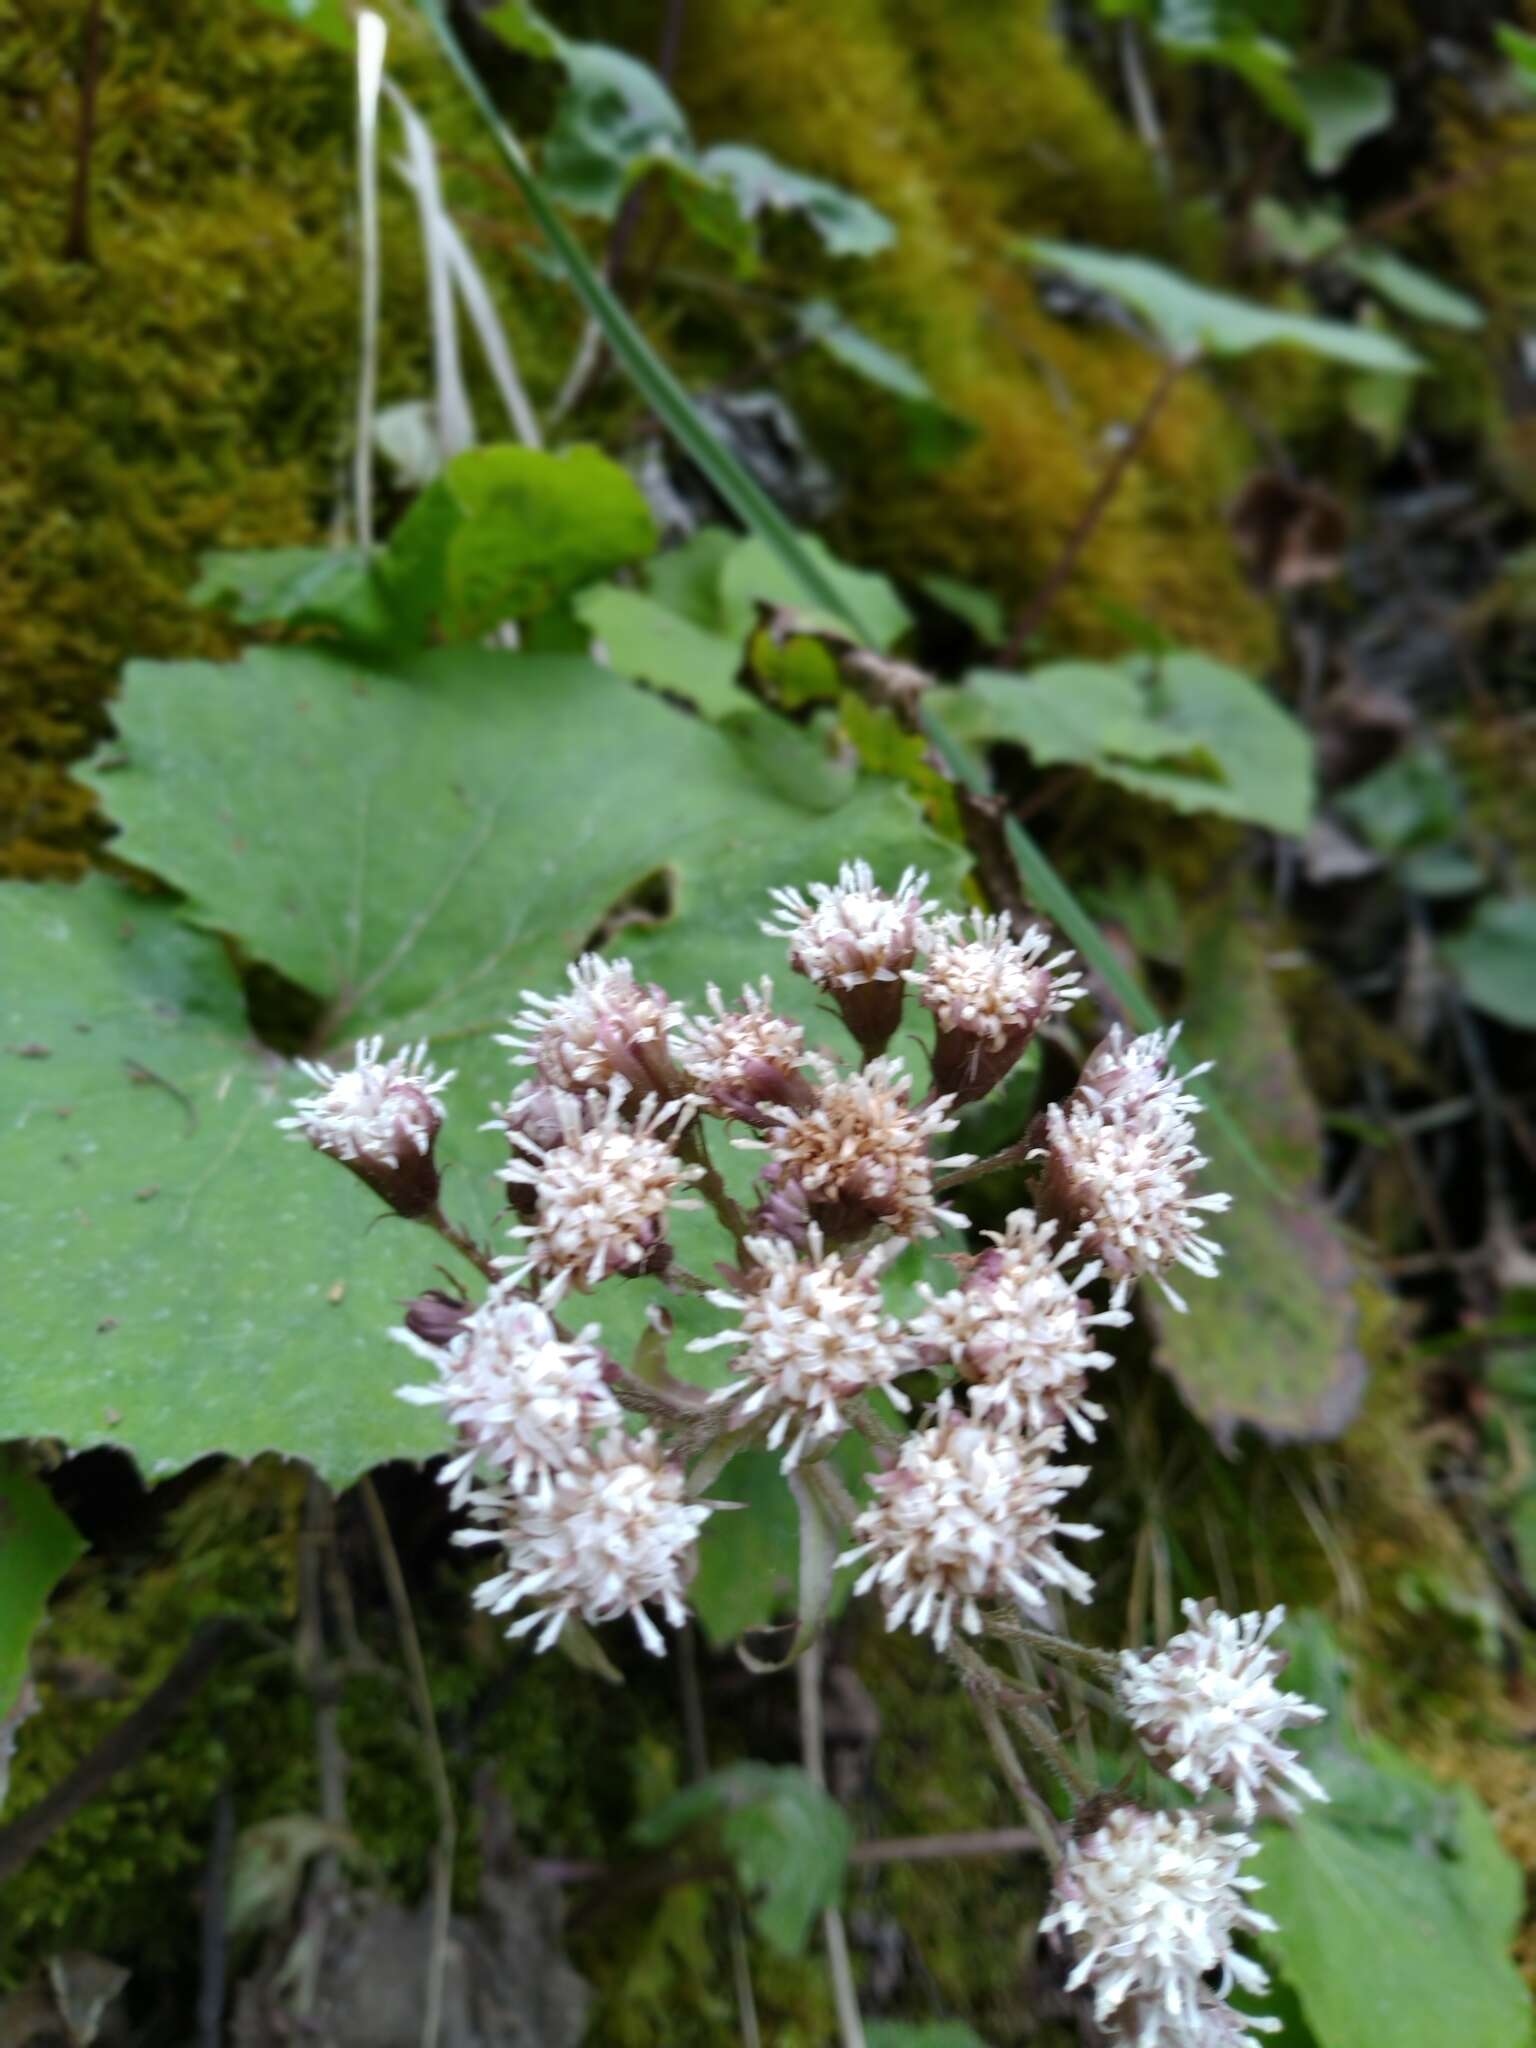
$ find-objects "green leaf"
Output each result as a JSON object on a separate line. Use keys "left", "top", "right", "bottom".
{"left": 718, "top": 536, "right": 912, "bottom": 654}
{"left": 480, "top": 0, "right": 563, "bottom": 61}
{"left": 0, "top": 878, "right": 455, "bottom": 1483}
{"left": 1255, "top": 1785, "right": 1529, "bottom": 2048}
{"left": 1252, "top": 201, "right": 1483, "bottom": 330}
{"left": 1289, "top": 61, "right": 1394, "bottom": 175}
{"left": 0, "top": 1456, "right": 84, "bottom": 1717}
{"left": 798, "top": 302, "right": 973, "bottom": 467}
{"left": 1499, "top": 22, "right": 1536, "bottom": 89}
{"left": 643, "top": 527, "right": 739, "bottom": 631}
{"left": 15, "top": 647, "right": 960, "bottom": 1478}
{"left": 866, "top": 2027, "right": 990, "bottom": 2048}
{"left": 1149, "top": 913, "right": 1366, "bottom": 1440}
{"left": 691, "top": 1450, "right": 799, "bottom": 1644}
{"left": 949, "top": 654, "right": 1315, "bottom": 835}
{"left": 1337, "top": 747, "right": 1464, "bottom": 855}
{"left": 576, "top": 584, "right": 743, "bottom": 718}
{"left": 191, "top": 548, "right": 396, "bottom": 646}
{"left": 1339, "top": 247, "right": 1483, "bottom": 331}
{"left": 920, "top": 574, "right": 1006, "bottom": 646}
{"left": 633, "top": 1762, "right": 852, "bottom": 1954}
{"left": 250, "top": 0, "right": 353, "bottom": 51}
{"left": 1442, "top": 897, "right": 1536, "bottom": 1030}
{"left": 1024, "top": 242, "right": 1423, "bottom": 373}
{"left": 542, "top": 41, "right": 692, "bottom": 217}
{"left": 383, "top": 443, "right": 657, "bottom": 638}
{"left": 698, "top": 144, "right": 895, "bottom": 259}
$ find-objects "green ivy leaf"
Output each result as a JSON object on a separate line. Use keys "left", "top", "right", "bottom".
{"left": 10, "top": 646, "right": 962, "bottom": 1479}
{"left": 0, "top": 1455, "right": 84, "bottom": 1718}
{"left": 1024, "top": 242, "right": 1423, "bottom": 373}
{"left": 1442, "top": 897, "right": 1536, "bottom": 1030}
{"left": 698, "top": 145, "right": 895, "bottom": 259}
{"left": 949, "top": 654, "right": 1315, "bottom": 835}
{"left": 1289, "top": 62, "right": 1394, "bottom": 175}
{"left": 633, "top": 1762, "right": 852, "bottom": 1954}
{"left": 383, "top": 443, "right": 657, "bottom": 638}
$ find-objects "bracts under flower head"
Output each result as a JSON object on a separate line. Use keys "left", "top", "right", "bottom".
{"left": 278, "top": 1035, "right": 454, "bottom": 1218}
{"left": 762, "top": 860, "right": 935, "bottom": 1058}
{"left": 911, "top": 910, "right": 1084, "bottom": 1105}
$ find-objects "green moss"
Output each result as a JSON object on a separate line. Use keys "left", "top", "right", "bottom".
{"left": 675, "top": 0, "right": 1274, "bottom": 667}
{"left": 0, "top": 0, "right": 579, "bottom": 880}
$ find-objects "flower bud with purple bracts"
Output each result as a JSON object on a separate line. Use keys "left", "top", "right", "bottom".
{"left": 401, "top": 1289, "right": 473, "bottom": 1350}
{"left": 740, "top": 1055, "right": 972, "bottom": 1245}
{"left": 500, "top": 954, "right": 686, "bottom": 1102}
{"left": 1041, "top": 1806, "right": 1275, "bottom": 2047}
{"left": 911, "top": 911, "right": 1085, "bottom": 1106}
{"left": 762, "top": 860, "right": 935, "bottom": 1058}
{"left": 1117, "top": 1601, "right": 1327, "bottom": 1824}
{"left": 1033, "top": 1027, "right": 1230, "bottom": 1310}
{"left": 500, "top": 1079, "right": 702, "bottom": 1293}
{"left": 690, "top": 1227, "right": 913, "bottom": 1471}
{"left": 278, "top": 1036, "right": 454, "bottom": 1219}
{"left": 676, "top": 978, "right": 818, "bottom": 1126}
{"left": 839, "top": 1394, "right": 1098, "bottom": 1649}
{"left": 485, "top": 1081, "right": 576, "bottom": 1216}
{"left": 910, "top": 1211, "right": 1126, "bottom": 1440}
{"left": 454, "top": 1427, "right": 714, "bottom": 1656}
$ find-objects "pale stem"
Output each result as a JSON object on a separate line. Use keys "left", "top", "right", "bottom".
{"left": 970, "top": 1691, "right": 1062, "bottom": 1871}
{"left": 798, "top": 1638, "right": 866, "bottom": 2048}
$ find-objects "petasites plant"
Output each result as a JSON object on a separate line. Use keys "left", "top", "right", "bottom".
{"left": 281, "top": 856, "right": 1326, "bottom": 2046}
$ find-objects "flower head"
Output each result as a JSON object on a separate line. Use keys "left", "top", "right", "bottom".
{"left": 744, "top": 1056, "right": 972, "bottom": 1245}
{"left": 500, "top": 954, "right": 684, "bottom": 1100}
{"left": 912, "top": 912, "right": 1084, "bottom": 1104}
{"left": 689, "top": 1228, "right": 913, "bottom": 1469}
{"left": 278, "top": 1035, "right": 454, "bottom": 1216}
{"left": 910, "top": 1212, "right": 1125, "bottom": 1439}
{"left": 393, "top": 1287, "right": 620, "bottom": 1505}
{"left": 457, "top": 1428, "right": 713, "bottom": 1656}
{"left": 501, "top": 1080, "right": 701, "bottom": 1292}
{"left": 676, "top": 978, "right": 814, "bottom": 1124}
{"left": 840, "top": 1396, "right": 1098, "bottom": 1648}
{"left": 1117, "top": 1601, "right": 1327, "bottom": 1823}
{"left": 1036, "top": 1028, "right": 1230, "bottom": 1310}
{"left": 763, "top": 861, "right": 936, "bottom": 1055}
{"left": 1042, "top": 1806, "right": 1274, "bottom": 2042}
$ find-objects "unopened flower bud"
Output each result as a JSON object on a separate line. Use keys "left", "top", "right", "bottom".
{"left": 911, "top": 911, "right": 1084, "bottom": 1106}
{"left": 485, "top": 1082, "right": 574, "bottom": 1216}
{"left": 762, "top": 861, "right": 935, "bottom": 1058}
{"left": 401, "top": 1289, "right": 473, "bottom": 1348}
{"left": 676, "top": 978, "right": 817, "bottom": 1125}
{"left": 278, "top": 1037, "right": 453, "bottom": 1219}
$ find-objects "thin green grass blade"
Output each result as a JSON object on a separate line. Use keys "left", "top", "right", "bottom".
{"left": 414, "top": 0, "right": 1277, "bottom": 1195}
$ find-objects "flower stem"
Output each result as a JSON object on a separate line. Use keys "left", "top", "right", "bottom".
{"left": 678, "top": 1121, "right": 752, "bottom": 1258}
{"left": 421, "top": 1206, "right": 499, "bottom": 1285}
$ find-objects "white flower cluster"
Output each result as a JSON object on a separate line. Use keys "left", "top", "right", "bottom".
{"left": 1035, "top": 1025, "right": 1232, "bottom": 1310}
{"left": 1043, "top": 1807, "right": 1279, "bottom": 2048}
{"left": 276, "top": 858, "right": 1268, "bottom": 1898}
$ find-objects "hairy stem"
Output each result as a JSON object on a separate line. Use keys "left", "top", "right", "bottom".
{"left": 798, "top": 1639, "right": 866, "bottom": 2048}
{"left": 422, "top": 1205, "right": 500, "bottom": 1284}
{"left": 969, "top": 1691, "right": 1063, "bottom": 1870}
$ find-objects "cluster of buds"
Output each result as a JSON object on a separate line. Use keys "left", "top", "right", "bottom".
{"left": 281, "top": 858, "right": 1323, "bottom": 2043}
